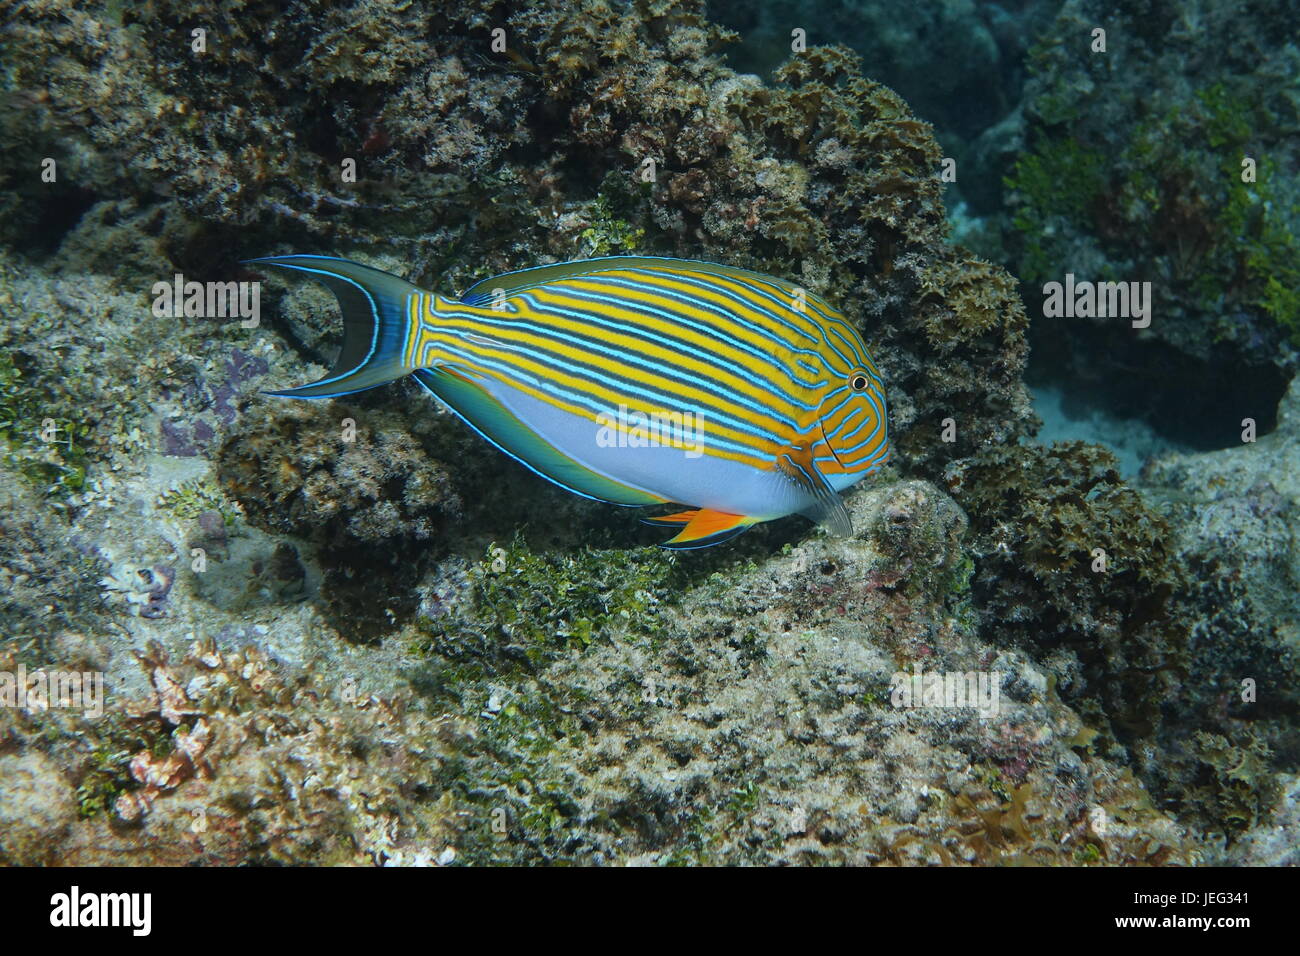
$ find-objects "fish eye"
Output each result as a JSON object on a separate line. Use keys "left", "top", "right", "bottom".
{"left": 849, "top": 373, "right": 869, "bottom": 392}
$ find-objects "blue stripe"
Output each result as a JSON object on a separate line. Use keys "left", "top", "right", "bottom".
{"left": 496, "top": 292, "right": 819, "bottom": 418}
{"left": 622, "top": 269, "right": 825, "bottom": 353}
{"left": 577, "top": 273, "right": 836, "bottom": 379}
{"left": 521, "top": 283, "right": 829, "bottom": 396}
{"left": 415, "top": 332, "right": 773, "bottom": 460}
{"left": 429, "top": 304, "right": 800, "bottom": 446}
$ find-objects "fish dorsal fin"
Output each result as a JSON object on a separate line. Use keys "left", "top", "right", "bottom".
{"left": 459, "top": 255, "right": 801, "bottom": 305}
{"left": 776, "top": 443, "right": 853, "bottom": 537}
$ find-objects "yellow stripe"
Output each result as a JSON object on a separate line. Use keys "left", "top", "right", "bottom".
{"left": 420, "top": 295, "right": 807, "bottom": 447}
{"left": 553, "top": 277, "right": 827, "bottom": 392}
{"left": 409, "top": 329, "right": 787, "bottom": 468}
{"left": 405, "top": 292, "right": 422, "bottom": 368}
{"left": 539, "top": 282, "right": 819, "bottom": 391}
{"left": 605, "top": 270, "right": 829, "bottom": 355}
{"left": 523, "top": 286, "right": 820, "bottom": 413}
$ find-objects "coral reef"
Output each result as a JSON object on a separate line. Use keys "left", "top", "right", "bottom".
{"left": 0, "top": 641, "right": 466, "bottom": 865}
{"left": 397, "top": 481, "right": 1201, "bottom": 864}
{"left": 706, "top": 0, "right": 1058, "bottom": 171}
{"left": 3, "top": 0, "right": 1040, "bottom": 615}
{"left": 1136, "top": 376, "right": 1300, "bottom": 842}
{"left": 0, "top": 474, "right": 1210, "bottom": 866}
{"left": 2, "top": 0, "right": 1036, "bottom": 469}
{"left": 218, "top": 398, "right": 463, "bottom": 638}
{"left": 0, "top": 473, "right": 110, "bottom": 659}
{"left": 0, "top": 0, "right": 1291, "bottom": 866}
{"left": 218, "top": 400, "right": 461, "bottom": 548}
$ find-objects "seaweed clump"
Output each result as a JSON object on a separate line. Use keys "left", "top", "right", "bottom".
{"left": 1184, "top": 730, "right": 1280, "bottom": 838}
{"left": 0, "top": 351, "right": 91, "bottom": 497}
{"left": 413, "top": 535, "right": 681, "bottom": 673}
{"left": 0, "top": 479, "right": 109, "bottom": 658}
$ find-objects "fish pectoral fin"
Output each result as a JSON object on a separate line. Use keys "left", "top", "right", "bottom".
{"left": 658, "top": 509, "right": 757, "bottom": 550}
{"left": 776, "top": 444, "right": 853, "bottom": 538}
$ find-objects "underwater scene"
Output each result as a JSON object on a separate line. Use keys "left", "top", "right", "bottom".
{"left": 0, "top": 0, "right": 1296, "bottom": 869}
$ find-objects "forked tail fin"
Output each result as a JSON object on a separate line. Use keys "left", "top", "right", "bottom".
{"left": 244, "top": 255, "right": 420, "bottom": 399}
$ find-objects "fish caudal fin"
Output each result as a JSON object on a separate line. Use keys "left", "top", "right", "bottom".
{"left": 643, "top": 508, "right": 758, "bottom": 550}
{"left": 245, "top": 255, "right": 419, "bottom": 399}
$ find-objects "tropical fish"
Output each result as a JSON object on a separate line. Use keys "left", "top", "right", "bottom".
{"left": 247, "top": 254, "right": 891, "bottom": 548}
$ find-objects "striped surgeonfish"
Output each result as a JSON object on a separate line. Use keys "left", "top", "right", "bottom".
{"left": 247, "top": 254, "right": 891, "bottom": 548}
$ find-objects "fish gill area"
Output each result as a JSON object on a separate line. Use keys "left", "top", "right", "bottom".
{"left": 0, "top": 0, "right": 1295, "bottom": 864}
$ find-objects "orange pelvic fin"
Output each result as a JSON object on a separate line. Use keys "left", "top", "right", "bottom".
{"left": 656, "top": 509, "right": 757, "bottom": 549}
{"left": 641, "top": 509, "right": 700, "bottom": 527}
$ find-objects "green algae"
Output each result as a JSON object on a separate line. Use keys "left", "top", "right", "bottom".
{"left": 414, "top": 535, "right": 681, "bottom": 671}
{"left": 73, "top": 713, "right": 173, "bottom": 819}
{"left": 1180, "top": 84, "right": 1300, "bottom": 340}
{"left": 0, "top": 352, "right": 90, "bottom": 497}
{"left": 1003, "top": 137, "right": 1106, "bottom": 283}
{"left": 156, "top": 478, "right": 238, "bottom": 524}
{"left": 579, "top": 187, "right": 647, "bottom": 257}
{"left": 1008, "top": 35, "right": 1300, "bottom": 364}
{"left": 439, "top": 689, "right": 589, "bottom": 863}
{"left": 1219, "top": 155, "right": 1300, "bottom": 342}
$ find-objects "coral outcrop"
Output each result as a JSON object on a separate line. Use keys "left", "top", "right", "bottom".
{"left": 1001, "top": 0, "right": 1299, "bottom": 444}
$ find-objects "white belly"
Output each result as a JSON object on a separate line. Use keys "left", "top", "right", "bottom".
{"left": 482, "top": 377, "right": 810, "bottom": 518}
